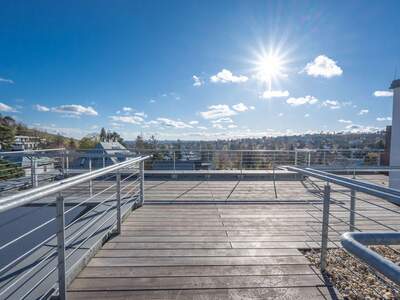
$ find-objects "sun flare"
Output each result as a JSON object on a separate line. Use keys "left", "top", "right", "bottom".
{"left": 250, "top": 45, "right": 290, "bottom": 92}
{"left": 256, "top": 54, "right": 284, "bottom": 79}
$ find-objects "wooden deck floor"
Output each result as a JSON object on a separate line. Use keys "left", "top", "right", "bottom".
{"left": 68, "top": 177, "right": 398, "bottom": 299}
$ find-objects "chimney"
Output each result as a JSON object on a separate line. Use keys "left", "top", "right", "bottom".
{"left": 389, "top": 79, "right": 400, "bottom": 189}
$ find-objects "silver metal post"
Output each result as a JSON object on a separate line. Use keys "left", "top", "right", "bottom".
{"left": 320, "top": 184, "right": 331, "bottom": 272}
{"left": 56, "top": 194, "right": 67, "bottom": 300}
{"left": 140, "top": 160, "right": 144, "bottom": 206}
{"left": 31, "top": 157, "right": 38, "bottom": 187}
{"left": 294, "top": 150, "right": 298, "bottom": 166}
{"left": 65, "top": 151, "right": 69, "bottom": 177}
{"left": 307, "top": 151, "right": 311, "bottom": 167}
{"left": 102, "top": 153, "right": 106, "bottom": 168}
{"left": 350, "top": 189, "right": 356, "bottom": 232}
{"left": 240, "top": 151, "right": 243, "bottom": 174}
{"left": 89, "top": 158, "right": 93, "bottom": 197}
{"left": 173, "top": 151, "right": 176, "bottom": 172}
{"left": 116, "top": 171, "right": 121, "bottom": 234}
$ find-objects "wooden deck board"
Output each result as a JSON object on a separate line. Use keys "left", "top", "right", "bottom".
{"left": 69, "top": 178, "right": 400, "bottom": 299}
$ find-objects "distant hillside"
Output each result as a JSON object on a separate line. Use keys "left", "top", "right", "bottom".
{"left": 0, "top": 114, "right": 77, "bottom": 150}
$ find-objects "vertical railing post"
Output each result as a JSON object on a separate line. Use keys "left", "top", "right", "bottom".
{"left": 294, "top": 150, "right": 298, "bottom": 166}
{"left": 350, "top": 189, "right": 356, "bottom": 232}
{"left": 31, "top": 157, "right": 38, "bottom": 187}
{"left": 88, "top": 158, "right": 93, "bottom": 197}
{"left": 307, "top": 151, "right": 311, "bottom": 167}
{"left": 116, "top": 171, "right": 121, "bottom": 234}
{"left": 173, "top": 151, "right": 176, "bottom": 173}
{"left": 56, "top": 194, "right": 67, "bottom": 300}
{"left": 140, "top": 160, "right": 145, "bottom": 206}
{"left": 320, "top": 184, "right": 331, "bottom": 272}
{"left": 102, "top": 152, "right": 106, "bottom": 168}
{"left": 240, "top": 151, "right": 243, "bottom": 174}
{"left": 323, "top": 151, "right": 326, "bottom": 166}
{"left": 65, "top": 150, "right": 69, "bottom": 177}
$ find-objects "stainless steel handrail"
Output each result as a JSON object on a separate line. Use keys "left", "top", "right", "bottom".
{"left": 0, "top": 148, "right": 66, "bottom": 155}
{"left": 341, "top": 232, "right": 400, "bottom": 285}
{"left": 285, "top": 166, "right": 400, "bottom": 205}
{"left": 0, "top": 155, "right": 150, "bottom": 213}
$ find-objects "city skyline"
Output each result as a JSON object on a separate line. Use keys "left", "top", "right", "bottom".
{"left": 0, "top": 1, "right": 398, "bottom": 140}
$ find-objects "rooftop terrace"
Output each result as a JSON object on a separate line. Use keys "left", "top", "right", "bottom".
{"left": 0, "top": 151, "right": 399, "bottom": 299}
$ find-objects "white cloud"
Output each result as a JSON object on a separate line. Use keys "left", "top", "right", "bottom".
{"left": 321, "top": 100, "right": 341, "bottom": 109}
{"left": 227, "top": 124, "right": 238, "bottom": 129}
{"left": 301, "top": 55, "right": 343, "bottom": 78}
{"left": 197, "top": 126, "right": 207, "bottom": 130}
{"left": 0, "top": 77, "right": 14, "bottom": 84}
{"left": 156, "top": 118, "right": 192, "bottom": 129}
{"left": 0, "top": 102, "right": 16, "bottom": 112}
{"left": 376, "top": 116, "right": 392, "bottom": 122}
{"left": 286, "top": 95, "right": 318, "bottom": 106}
{"left": 261, "top": 90, "right": 289, "bottom": 99}
{"left": 149, "top": 99, "right": 156, "bottom": 103}
{"left": 210, "top": 69, "right": 248, "bottom": 83}
{"left": 110, "top": 115, "right": 144, "bottom": 124}
{"left": 189, "top": 120, "right": 199, "bottom": 125}
{"left": 52, "top": 104, "right": 98, "bottom": 116}
{"left": 200, "top": 104, "right": 237, "bottom": 119}
{"left": 338, "top": 119, "right": 352, "bottom": 124}
{"left": 373, "top": 90, "right": 393, "bottom": 97}
{"left": 358, "top": 109, "right": 369, "bottom": 115}
{"left": 212, "top": 124, "right": 224, "bottom": 129}
{"left": 134, "top": 112, "right": 147, "bottom": 118}
{"left": 34, "top": 104, "right": 50, "bottom": 112}
{"left": 122, "top": 107, "right": 133, "bottom": 112}
{"left": 232, "top": 103, "right": 249, "bottom": 112}
{"left": 211, "top": 117, "right": 234, "bottom": 124}
{"left": 192, "top": 75, "right": 204, "bottom": 87}
{"left": 345, "top": 124, "right": 380, "bottom": 133}
{"left": 249, "top": 106, "right": 255, "bottom": 110}
{"left": 304, "top": 113, "right": 310, "bottom": 118}
{"left": 278, "top": 113, "right": 284, "bottom": 117}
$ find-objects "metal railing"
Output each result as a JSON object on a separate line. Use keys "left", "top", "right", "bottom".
{"left": 287, "top": 166, "right": 400, "bottom": 297}
{"left": 130, "top": 148, "right": 384, "bottom": 171}
{"left": 0, "top": 155, "right": 149, "bottom": 299}
{"left": 0, "top": 148, "right": 68, "bottom": 193}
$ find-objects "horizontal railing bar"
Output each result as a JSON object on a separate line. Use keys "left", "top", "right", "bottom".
{"left": 286, "top": 166, "right": 400, "bottom": 205}
{"left": 0, "top": 155, "right": 150, "bottom": 213}
{"left": 0, "top": 148, "right": 66, "bottom": 156}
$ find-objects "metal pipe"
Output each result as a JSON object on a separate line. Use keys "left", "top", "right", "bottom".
{"left": 320, "top": 184, "right": 331, "bottom": 272}
{"left": 285, "top": 166, "right": 400, "bottom": 205}
{"left": 350, "top": 189, "right": 356, "bottom": 232}
{"left": 56, "top": 194, "right": 66, "bottom": 300}
{"left": 0, "top": 156, "right": 150, "bottom": 213}
{"left": 116, "top": 171, "right": 121, "bottom": 234}
{"left": 88, "top": 158, "right": 93, "bottom": 197}
{"left": 140, "top": 160, "right": 144, "bottom": 206}
{"left": 341, "top": 232, "right": 400, "bottom": 285}
{"left": 31, "top": 157, "right": 38, "bottom": 188}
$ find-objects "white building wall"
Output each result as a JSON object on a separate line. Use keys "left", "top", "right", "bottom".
{"left": 389, "top": 80, "right": 400, "bottom": 189}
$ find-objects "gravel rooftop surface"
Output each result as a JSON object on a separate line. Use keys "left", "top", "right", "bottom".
{"left": 302, "top": 247, "right": 400, "bottom": 300}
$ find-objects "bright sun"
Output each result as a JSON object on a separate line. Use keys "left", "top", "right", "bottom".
{"left": 250, "top": 46, "right": 290, "bottom": 91}
{"left": 256, "top": 54, "right": 284, "bottom": 79}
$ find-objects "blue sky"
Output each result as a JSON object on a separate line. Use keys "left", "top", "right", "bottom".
{"left": 0, "top": 0, "right": 399, "bottom": 140}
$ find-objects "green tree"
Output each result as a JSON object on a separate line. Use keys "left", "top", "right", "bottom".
{"left": 99, "top": 128, "right": 107, "bottom": 142}
{"left": 79, "top": 137, "right": 96, "bottom": 149}
{"left": 0, "top": 125, "right": 15, "bottom": 150}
